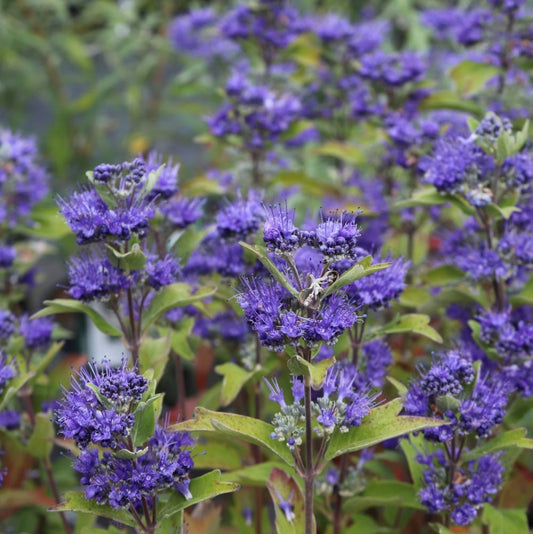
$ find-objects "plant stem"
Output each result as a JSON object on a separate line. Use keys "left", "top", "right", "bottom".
{"left": 251, "top": 151, "right": 263, "bottom": 187}
{"left": 127, "top": 286, "right": 140, "bottom": 366}
{"left": 332, "top": 454, "right": 348, "bottom": 534}
{"left": 44, "top": 457, "right": 72, "bottom": 534}
{"left": 303, "top": 347, "right": 315, "bottom": 534}
{"left": 174, "top": 350, "right": 187, "bottom": 417}
{"left": 21, "top": 390, "right": 72, "bottom": 534}
{"left": 253, "top": 338, "right": 264, "bottom": 534}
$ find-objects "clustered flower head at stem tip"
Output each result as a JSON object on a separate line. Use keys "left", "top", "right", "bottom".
{"left": 55, "top": 360, "right": 195, "bottom": 508}
{"left": 267, "top": 363, "right": 374, "bottom": 450}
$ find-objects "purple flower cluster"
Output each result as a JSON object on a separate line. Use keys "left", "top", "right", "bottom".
{"left": 404, "top": 350, "right": 508, "bottom": 441}
{"left": 66, "top": 253, "right": 132, "bottom": 302}
{"left": 263, "top": 205, "right": 302, "bottom": 255}
{"left": 359, "top": 340, "right": 393, "bottom": 388}
{"left": 477, "top": 307, "right": 533, "bottom": 395}
{"left": 75, "top": 424, "right": 194, "bottom": 509}
{"left": 160, "top": 196, "right": 204, "bottom": 229}
{"left": 220, "top": 1, "right": 307, "bottom": 57}
{"left": 237, "top": 209, "right": 406, "bottom": 351}
{"left": 208, "top": 71, "right": 302, "bottom": 150}
{"left": 18, "top": 315, "right": 54, "bottom": 351}
{"left": 0, "top": 310, "right": 16, "bottom": 341}
{"left": 168, "top": 8, "right": 238, "bottom": 60}
{"left": 56, "top": 360, "right": 147, "bottom": 449}
{"left": 59, "top": 159, "right": 155, "bottom": 245}
{"left": 0, "top": 128, "right": 49, "bottom": 227}
{"left": 359, "top": 51, "right": 426, "bottom": 87}
{"left": 0, "top": 352, "right": 16, "bottom": 394}
{"left": 423, "top": 135, "right": 495, "bottom": 206}
{"left": 345, "top": 257, "right": 409, "bottom": 310}
{"left": 418, "top": 451, "right": 504, "bottom": 525}
{"left": 59, "top": 155, "right": 186, "bottom": 305}
{"left": 56, "top": 360, "right": 195, "bottom": 507}
{"left": 268, "top": 366, "right": 373, "bottom": 448}
{"left": 216, "top": 191, "right": 263, "bottom": 241}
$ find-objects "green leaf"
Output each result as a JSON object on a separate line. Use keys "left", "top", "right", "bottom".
{"left": 115, "top": 447, "right": 149, "bottom": 460}
{"left": 287, "top": 355, "right": 335, "bottom": 389}
{"left": 139, "top": 334, "right": 172, "bottom": 381}
{"left": 482, "top": 504, "right": 529, "bottom": 534}
{"left": 221, "top": 462, "right": 292, "bottom": 486}
{"left": 463, "top": 428, "right": 528, "bottom": 461}
{"left": 18, "top": 204, "right": 72, "bottom": 239}
{"left": 52, "top": 492, "right": 137, "bottom": 528}
{"left": 450, "top": 61, "right": 500, "bottom": 96}
{"left": 400, "top": 434, "right": 435, "bottom": 491}
{"left": 394, "top": 187, "right": 451, "bottom": 209}
{"left": 157, "top": 470, "right": 239, "bottom": 521}
{"left": 425, "top": 265, "right": 465, "bottom": 286}
{"left": 387, "top": 376, "right": 408, "bottom": 396}
{"left": 377, "top": 314, "right": 443, "bottom": 343}
{"left": 324, "top": 399, "right": 446, "bottom": 462}
{"left": 421, "top": 91, "right": 484, "bottom": 115}
{"left": 395, "top": 187, "right": 475, "bottom": 216}
{"left": 26, "top": 413, "right": 54, "bottom": 460}
{"left": 239, "top": 242, "right": 299, "bottom": 298}
{"left": 169, "top": 407, "right": 294, "bottom": 465}
{"left": 132, "top": 371, "right": 162, "bottom": 447}
{"left": 215, "top": 362, "right": 262, "bottom": 407}
{"left": 323, "top": 257, "right": 391, "bottom": 298}
{"left": 105, "top": 243, "right": 147, "bottom": 270}
{"left": 169, "top": 225, "right": 210, "bottom": 264}
{"left": 32, "top": 300, "right": 121, "bottom": 337}
{"left": 141, "top": 283, "right": 216, "bottom": 334}
{"left": 169, "top": 317, "right": 196, "bottom": 361}
{"left": 515, "top": 437, "right": 533, "bottom": 449}
{"left": 342, "top": 513, "right": 390, "bottom": 534}
{"left": 342, "top": 480, "right": 423, "bottom": 513}
{"left": 495, "top": 120, "right": 530, "bottom": 163}
{"left": 273, "top": 170, "right": 343, "bottom": 197}
{"left": 399, "top": 287, "right": 431, "bottom": 308}
{"left": 467, "top": 116, "right": 480, "bottom": 133}
{"left": 510, "top": 276, "right": 533, "bottom": 306}
{"left": 429, "top": 524, "right": 455, "bottom": 534}
{"left": 31, "top": 341, "right": 63, "bottom": 379}
{"left": 314, "top": 141, "right": 365, "bottom": 165}
{"left": 192, "top": 436, "right": 248, "bottom": 471}
{"left": 484, "top": 203, "right": 520, "bottom": 220}
{"left": 0, "top": 371, "right": 35, "bottom": 411}
{"left": 267, "top": 468, "right": 309, "bottom": 534}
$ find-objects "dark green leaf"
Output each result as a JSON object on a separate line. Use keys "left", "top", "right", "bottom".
{"left": 215, "top": 362, "right": 262, "bottom": 407}
{"left": 239, "top": 242, "right": 299, "bottom": 298}
{"left": 323, "top": 258, "right": 391, "bottom": 297}
{"left": 463, "top": 428, "right": 528, "bottom": 461}
{"left": 324, "top": 399, "right": 446, "bottom": 461}
{"left": 157, "top": 470, "right": 239, "bottom": 521}
{"left": 482, "top": 504, "right": 529, "bottom": 534}
{"left": 287, "top": 355, "right": 335, "bottom": 389}
{"left": 26, "top": 413, "right": 54, "bottom": 460}
{"left": 169, "top": 407, "right": 294, "bottom": 465}
{"left": 377, "top": 314, "right": 443, "bottom": 343}
{"left": 342, "top": 480, "right": 423, "bottom": 513}
{"left": 221, "top": 462, "right": 292, "bottom": 486}
{"left": 314, "top": 141, "right": 364, "bottom": 165}
{"left": 32, "top": 300, "right": 121, "bottom": 337}
{"left": 141, "top": 283, "right": 216, "bottom": 334}
{"left": 52, "top": 492, "right": 136, "bottom": 528}
{"left": 450, "top": 61, "right": 499, "bottom": 96}
{"left": 267, "top": 468, "right": 308, "bottom": 534}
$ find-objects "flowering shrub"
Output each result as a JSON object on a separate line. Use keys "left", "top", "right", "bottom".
{"left": 0, "top": 1, "right": 533, "bottom": 533}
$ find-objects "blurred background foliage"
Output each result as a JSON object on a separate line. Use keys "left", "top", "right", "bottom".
{"left": 0, "top": 0, "right": 429, "bottom": 187}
